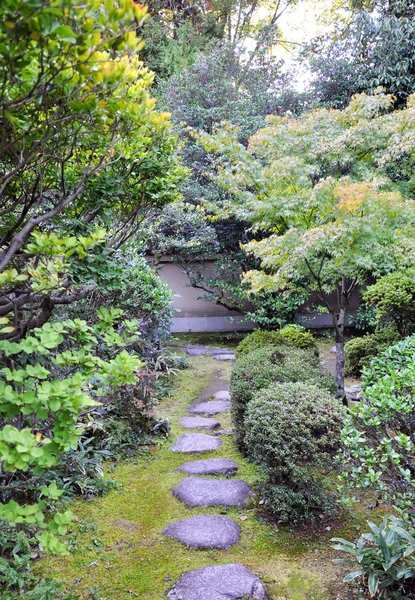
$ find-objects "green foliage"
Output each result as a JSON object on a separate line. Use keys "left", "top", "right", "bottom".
{"left": 340, "top": 335, "right": 415, "bottom": 523}
{"left": 245, "top": 290, "right": 308, "bottom": 330}
{"left": 332, "top": 515, "right": 415, "bottom": 598}
{"left": 245, "top": 382, "right": 344, "bottom": 523}
{"left": 0, "top": 312, "right": 145, "bottom": 555}
{"left": 230, "top": 344, "right": 335, "bottom": 452}
{"left": 345, "top": 326, "right": 401, "bottom": 376}
{"left": 305, "top": 0, "right": 415, "bottom": 107}
{"left": 236, "top": 325, "right": 316, "bottom": 357}
{"left": 67, "top": 251, "right": 174, "bottom": 358}
{"left": 0, "top": 0, "right": 183, "bottom": 340}
{"left": 153, "top": 42, "right": 303, "bottom": 320}
{"left": 197, "top": 91, "right": 415, "bottom": 395}
{"left": 364, "top": 271, "right": 415, "bottom": 337}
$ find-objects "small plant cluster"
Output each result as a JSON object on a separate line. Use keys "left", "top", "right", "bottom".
{"left": 345, "top": 269, "right": 415, "bottom": 376}
{"left": 336, "top": 336, "right": 415, "bottom": 597}
{"left": 341, "top": 335, "right": 415, "bottom": 523}
{"left": 231, "top": 329, "right": 343, "bottom": 524}
{"left": 333, "top": 516, "right": 415, "bottom": 599}
{"left": 0, "top": 308, "right": 162, "bottom": 596}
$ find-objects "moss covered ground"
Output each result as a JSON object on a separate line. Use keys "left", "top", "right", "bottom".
{"left": 37, "top": 347, "right": 376, "bottom": 600}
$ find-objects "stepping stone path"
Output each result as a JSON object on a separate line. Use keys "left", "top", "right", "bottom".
{"left": 166, "top": 375, "right": 266, "bottom": 599}
{"left": 188, "top": 400, "right": 231, "bottom": 415}
{"left": 171, "top": 433, "right": 222, "bottom": 453}
{"left": 175, "top": 457, "right": 238, "bottom": 476}
{"left": 163, "top": 515, "right": 240, "bottom": 549}
{"left": 172, "top": 477, "right": 253, "bottom": 507}
{"left": 167, "top": 564, "right": 267, "bottom": 600}
{"left": 213, "top": 390, "right": 231, "bottom": 401}
{"left": 214, "top": 428, "right": 234, "bottom": 436}
{"left": 179, "top": 416, "right": 220, "bottom": 430}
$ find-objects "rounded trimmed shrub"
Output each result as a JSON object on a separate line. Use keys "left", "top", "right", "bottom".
{"left": 244, "top": 382, "right": 344, "bottom": 475}
{"left": 230, "top": 345, "right": 335, "bottom": 452}
{"left": 244, "top": 382, "right": 344, "bottom": 523}
{"left": 235, "top": 325, "right": 316, "bottom": 358}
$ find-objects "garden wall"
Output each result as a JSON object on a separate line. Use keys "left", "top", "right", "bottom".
{"left": 147, "top": 256, "right": 361, "bottom": 332}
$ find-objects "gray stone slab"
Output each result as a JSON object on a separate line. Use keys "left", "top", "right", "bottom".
{"left": 214, "top": 354, "right": 235, "bottom": 361}
{"left": 167, "top": 563, "right": 267, "bottom": 600}
{"left": 214, "top": 429, "right": 234, "bottom": 436}
{"left": 189, "top": 400, "right": 231, "bottom": 415}
{"left": 171, "top": 434, "right": 222, "bottom": 453}
{"left": 163, "top": 515, "right": 240, "bottom": 549}
{"left": 172, "top": 477, "right": 253, "bottom": 507}
{"left": 179, "top": 417, "right": 220, "bottom": 431}
{"left": 187, "top": 346, "right": 208, "bottom": 356}
{"left": 209, "top": 348, "right": 235, "bottom": 356}
{"left": 213, "top": 391, "right": 231, "bottom": 401}
{"left": 175, "top": 458, "right": 238, "bottom": 476}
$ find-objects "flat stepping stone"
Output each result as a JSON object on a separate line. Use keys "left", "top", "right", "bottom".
{"left": 209, "top": 348, "right": 235, "bottom": 356}
{"left": 162, "top": 515, "right": 240, "bottom": 549}
{"left": 171, "top": 434, "right": 222, "bottom": 453}
{"left": 172, "top": 477, "right": 253, "bottom": 507}
{"left": 214, "top": 429, "right": 234, "bottom": 436}
{"left": 213, "top": 354, "right": 235, "bottom": 361}
{"left": 213, "top": 391, "right": 231, "bottom": 401}
{"left": 167, "top": 563, "right": 267, "bottom": 600}
{"left": 187, "top": 346, "right": 208, "bottom": 356}
{"left": 179, "top": 417, "right": 220, "bottom": 430}
{"left": 176, "top": 458, "right": 238, "bottom": 476}
{"left": 189, "top": 400, "right": 231, "bottom": 415}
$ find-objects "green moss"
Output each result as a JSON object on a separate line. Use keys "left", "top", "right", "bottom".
{"left": 35, "top": 351, "right": 372, "bottom": 599}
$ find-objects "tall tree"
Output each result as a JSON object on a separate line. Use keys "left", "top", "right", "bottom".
{"left": 304, "top": 0, "right": 415, "bottom": 107}
{"left": 196, "top": 92, "right": 415, "bottom": 397}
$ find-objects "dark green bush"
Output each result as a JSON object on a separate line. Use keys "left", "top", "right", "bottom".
{"left": 257, "top": 479, "right": 338, "bottom": 525}
{"left": 230, "top": 345, "right": 335, "bottom": 452}
{"left": 345, "top": 325, "right": 400, "bottom": 376}
{"left": 236, "top": 325, "right": 317, "bottom": 357}
{"left": 245, "top": 382, "right": 344, "bottom": 523}
{"left": 245, "top": 382, "right": 344, "bottom": 476}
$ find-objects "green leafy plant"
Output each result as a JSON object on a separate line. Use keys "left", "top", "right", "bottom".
{"left": 340, "top": 335, "right": 415, "bottom": 522}
{"left": 345, "top": 325, "right": 401, "bottom": 376}
{"left": 0, "top": 312, "right": 144, "bottom": 555}
{"left": 364, "top": 271, "right": 415, "bottom": 337}
{"left": 332, "top": 516, "right": 415, "bottom": 598}
{"left": 230, "top": 344, "right": 335, "bottom": 453}
{"left": 245, "top": 381, "right": 344, "bottom": 523}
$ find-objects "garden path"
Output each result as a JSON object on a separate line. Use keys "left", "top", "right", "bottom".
{"left": 38, "top": 346, "right": 347, "bottom": 599}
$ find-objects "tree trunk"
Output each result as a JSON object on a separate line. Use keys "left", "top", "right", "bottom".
{"left": 334, "top": 307, "right": 346, "bottom": 404}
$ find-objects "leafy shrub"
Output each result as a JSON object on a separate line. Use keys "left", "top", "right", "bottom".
{"left": 279, "top": 324, "right": 317, "bottom": 349}
{"left": 340, "top": 335, "right": 415, "bottom": 523}
{"left": 364, "top": 270, "right": 415, "bottom": 337}
{"left": 231, "top": 345, "right": 335, "bottom": 452}
{"left": 245, "top": 382, "right": 343, "bottom": 523}
{"left": 257, "top": 479, "right": 338, "bottom": 525}
{"left": 236, "top": 325, "right": 317, "bottom": 357}
{"left": 345, "top": 325, "right": 400, "bottom": 376}
{"left": 68, "top": 252, "right": 174, "bottom": 360}
{"left": 332, "top": 516, "right": 415, "bottom": 598}
{"left": 0, "top": 525, "right": 64, "bottom": 599}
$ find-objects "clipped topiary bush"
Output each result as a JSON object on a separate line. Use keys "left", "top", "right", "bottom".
{"left": 245, "top": 382, "right": 344, "bottom": 476}
{"left": 345, "top": 325, "right": 401, "bottom": 376}
{"left": 235, "top": 324, "right": 316, "bottom": 357}
{"left": 230, "top": 345, "right": 335, "bottom": 452}
{"left": 245, "top": 382, "right": 344, "bottom": 523}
